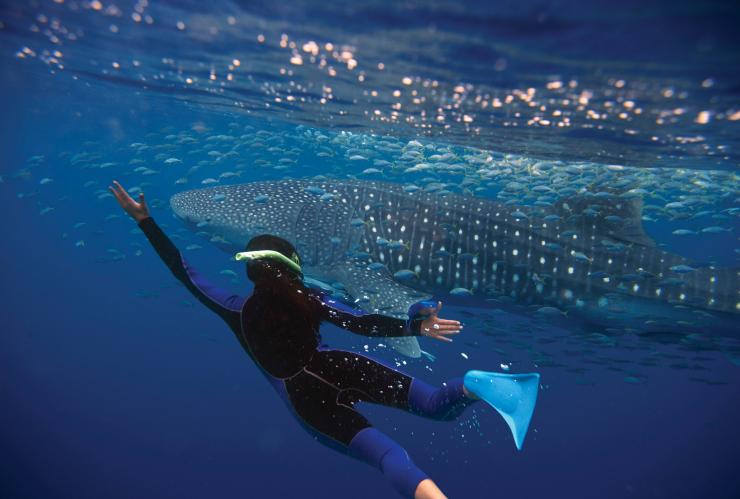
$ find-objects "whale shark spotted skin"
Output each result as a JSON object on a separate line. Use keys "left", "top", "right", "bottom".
{"left": 170, "top": 179, "right": 739, "bottom": 342}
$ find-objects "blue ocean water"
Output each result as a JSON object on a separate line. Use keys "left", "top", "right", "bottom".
{"left": 1, "top": 1, "right": 739, "bottom": 498}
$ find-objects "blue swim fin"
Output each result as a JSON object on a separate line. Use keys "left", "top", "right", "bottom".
{"left": 463, "top": 370, "right": 540, "bottom": 451}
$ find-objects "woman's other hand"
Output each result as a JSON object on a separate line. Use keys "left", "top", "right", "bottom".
{"left": 419, "top": 301, "right": 461, "bottom": 342}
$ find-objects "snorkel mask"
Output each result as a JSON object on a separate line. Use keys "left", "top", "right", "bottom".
{"left": 235, "top": 249, "right": 302, "bottom": 276}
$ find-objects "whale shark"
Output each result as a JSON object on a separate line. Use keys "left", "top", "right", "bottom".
{"left": 170, "top": 179, "right": 739, "bottom": 353}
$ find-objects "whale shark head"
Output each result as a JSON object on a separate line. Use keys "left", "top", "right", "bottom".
{"left": 169, "top": 179, "right": 429, "bottom": 359}
{"left": 169, "top": 181, "right": 311, "bottom": 251}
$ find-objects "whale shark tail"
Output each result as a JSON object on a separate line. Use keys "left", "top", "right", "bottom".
{"left": 463, "top": 370, "right": 540, "bottom": 451}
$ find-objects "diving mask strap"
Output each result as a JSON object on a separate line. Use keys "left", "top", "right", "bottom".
{"left": 235, "top": 250, "right": 302, "bottom": 275}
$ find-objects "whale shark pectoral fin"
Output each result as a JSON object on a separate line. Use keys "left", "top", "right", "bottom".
{"left": 384, "top": 337, "right": 422, "bottom": 358}
{"left": 309, "top": 260, "right": 431, "bottom": 359}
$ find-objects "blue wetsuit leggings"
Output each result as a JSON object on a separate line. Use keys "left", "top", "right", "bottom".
{"left": 268, "top": 348, "right": 477, "bottom": 498}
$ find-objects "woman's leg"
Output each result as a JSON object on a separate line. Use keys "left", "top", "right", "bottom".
{"left": 407, "top": 376, "right": 479, "bottom": 421}
{"left": 280, "top": 365, "right": 440, "bottom": 498}
{"left": 348, "top": 427, "right": 444, "bottom": 499}
{"left": 307, "top": 349, "right": 478, "bottom": 421}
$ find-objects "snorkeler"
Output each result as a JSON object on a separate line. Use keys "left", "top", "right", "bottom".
{"left": 109, "top": 180, "right": 540, "bottom": 499}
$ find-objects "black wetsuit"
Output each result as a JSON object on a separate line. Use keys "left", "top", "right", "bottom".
{"left": 139, "top": 217, "right": 477, "bottom": 498}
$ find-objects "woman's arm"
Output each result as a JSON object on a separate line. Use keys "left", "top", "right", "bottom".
{"left": 109, "top": 181, "right": 245, "bottom": 322}
{"left": 138, "top": 217, "right": 245, "bottom": 315}
{"left": 316, "top": 292, "right": 461, "bottom": 341}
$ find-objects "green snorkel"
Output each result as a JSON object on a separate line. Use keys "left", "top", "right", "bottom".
{"left": 235, "top": 250, "right": 302, "bottom": 275}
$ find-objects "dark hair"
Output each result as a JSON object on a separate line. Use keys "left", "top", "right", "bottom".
{"left": 244, "top": 235, "right": 319, "bottom": 329}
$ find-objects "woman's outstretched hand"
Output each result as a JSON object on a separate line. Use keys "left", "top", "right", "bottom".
{"left": 109, "top": 180, "right": 150, "bottom": 222}
{"left": 419, "top": 301, "right": 461, "bottom": 342}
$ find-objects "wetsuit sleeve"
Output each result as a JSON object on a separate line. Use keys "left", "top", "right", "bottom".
{"left": 316, "top": 292, "right": 425, "bottom": 337}
{"left": 138, "top": 217, "right": 245, "bottom": 319}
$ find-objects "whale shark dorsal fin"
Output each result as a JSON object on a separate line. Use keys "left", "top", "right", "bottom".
{"left": 305, "top": 260, "right": 431, "bottom": 358}
{"left": 555, "top": 192, "right": 656, "bottom": 247}
{"left": 604, "top": 196, "right": 656, "bottom": 247}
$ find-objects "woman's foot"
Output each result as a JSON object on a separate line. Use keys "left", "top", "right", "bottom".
{"left": 415, "top": 479, "right": 447, "bottom": 499}
{"left": 462, "top": 385, "right": 480, "bottom": 400}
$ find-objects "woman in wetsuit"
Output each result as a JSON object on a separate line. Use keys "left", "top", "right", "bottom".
{"left": 110, "top": 180, "right": 540, "bottom": 499}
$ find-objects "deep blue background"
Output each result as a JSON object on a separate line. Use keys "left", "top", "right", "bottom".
{"left": 2, "top": 17, "right": 740, "bottom": 499}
